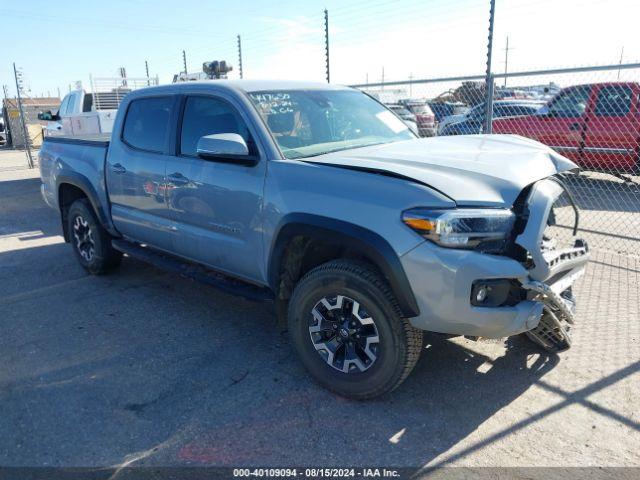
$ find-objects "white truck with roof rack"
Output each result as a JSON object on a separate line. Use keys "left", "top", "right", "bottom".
{"left": 38, "top": 76, "right": 158, "bottom": 137}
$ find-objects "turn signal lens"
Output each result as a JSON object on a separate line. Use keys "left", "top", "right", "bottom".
{"left": 402, "top": 217, "right": 436, "bottom": 232}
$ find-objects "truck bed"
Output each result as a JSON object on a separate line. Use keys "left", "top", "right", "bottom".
{"left": 39, "top": 133, "right": 112, "bottom": 232}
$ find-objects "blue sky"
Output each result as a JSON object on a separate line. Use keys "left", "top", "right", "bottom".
{"left": 2, "top": 0, "right": 639, "bottom": 98}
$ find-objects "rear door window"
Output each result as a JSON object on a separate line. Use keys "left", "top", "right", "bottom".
{"left": 122, "top": 96, "right": 173, "bottom": 153}
{"left": 594, "top": 85, "right": 632, "bottom": 117}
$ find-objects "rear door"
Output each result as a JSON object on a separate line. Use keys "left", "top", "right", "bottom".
{"left": 582, "top": 84, "right": 640, "bottom": 172}
{"left": 164, "top": 93, "right": 266, "bottom": 283}
{"left": 106, "top": 95, "right": 177, "bottom": 251}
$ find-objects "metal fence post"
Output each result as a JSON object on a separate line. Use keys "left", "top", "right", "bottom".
{"left": 237, "top": 35, "right": 244, "bottom": 79}
{"left": 324, "top": 9, "right": 330, "bottom": 83}
{"left": 2, "top": 84, "right": 13, "bottom": 147}
{"left": 13, "top": 62, "right": 34, "bottom": 168}
{"left": 484, "top": 0, "right": 496, "bottom": 134}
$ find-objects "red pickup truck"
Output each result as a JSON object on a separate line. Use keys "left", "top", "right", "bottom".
{"left": 492, "top": 82, "right": 640, "bottom": 173}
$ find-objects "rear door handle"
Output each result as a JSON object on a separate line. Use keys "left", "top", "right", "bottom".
{"left": 167, "top": 172, "right": 189, "bottom": 185}
{"left": 111, "top": 163, "right": 126, "bottom": 174}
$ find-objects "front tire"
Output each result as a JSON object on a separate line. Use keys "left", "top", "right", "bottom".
{"left": 67, "top": 199, "right": 121, "bottom": 275}
{"left": 288, "top": 260, "right": 422, "bottom": 399}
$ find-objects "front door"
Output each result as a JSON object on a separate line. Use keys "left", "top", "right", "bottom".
{"left": 529, "top": 85, "right": 592, "bottom": 163}
{"left": 164, "top": 94, "right": 266, "bottom": 283}
{"left": 106, "top": 95, "right": 176, "bottom": 252}
{"left": 582, "top": 84, "right": 640, "bottom": 172}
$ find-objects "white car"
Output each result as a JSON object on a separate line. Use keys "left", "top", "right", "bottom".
{"left": 437, "top": 105, "right": 477, "bottom": 134}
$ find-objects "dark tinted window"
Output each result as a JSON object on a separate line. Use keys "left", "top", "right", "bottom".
{"left": 122, "top": 97, "right": 173, "bottom": 153}
{"left": 594, "top": 85, "right": 632, "bottom": 117}
{"left": 548, "top": 86, "right": 591, "bottom": 117}
{"left": 180, "top": 96, "right": 251, "bottom": 157}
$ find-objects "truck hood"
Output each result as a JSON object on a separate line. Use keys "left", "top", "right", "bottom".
{"left": 306, "top": 134, "right": 578, "bottom": 207}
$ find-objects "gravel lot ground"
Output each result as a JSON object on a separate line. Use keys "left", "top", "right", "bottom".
{"left": 1, "top": 149, "right": 639, "bottom": 475}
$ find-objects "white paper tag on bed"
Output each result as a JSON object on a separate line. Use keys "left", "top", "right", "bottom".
{"left": 376, "top": 110, "right": 408, "bottom": 133}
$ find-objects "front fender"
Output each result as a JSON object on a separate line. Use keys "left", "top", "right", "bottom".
{"left": 268, "top": 213, "right": 420, "bottom": 318}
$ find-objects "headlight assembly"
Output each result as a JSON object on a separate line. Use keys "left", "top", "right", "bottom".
{"left": 402, "top": 208, "right": 516, "bottom": 250}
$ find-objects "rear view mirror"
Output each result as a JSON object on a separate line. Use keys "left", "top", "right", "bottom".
{"left": 196, "top": 133, "right": 257, "bottom": 166}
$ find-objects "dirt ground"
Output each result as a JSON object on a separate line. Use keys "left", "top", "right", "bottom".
{"left": 1, "top": 149, "right": 638, "bottom": 476}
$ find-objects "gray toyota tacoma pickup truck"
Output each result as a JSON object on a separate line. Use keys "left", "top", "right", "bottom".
{"left": 39, "top": 80, "right": 589, "bottom": 399}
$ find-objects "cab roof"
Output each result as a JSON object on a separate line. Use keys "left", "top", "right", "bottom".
{"left": 131, "top": 79, "right": 353, "bottom": 96}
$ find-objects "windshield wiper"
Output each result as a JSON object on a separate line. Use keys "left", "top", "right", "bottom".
{"left": 300, "top": 140, "right": 392, "bottom": 158}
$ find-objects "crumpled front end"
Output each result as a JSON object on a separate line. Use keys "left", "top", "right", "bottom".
{"left": 513, "top": 176, "right": 589, "bottom": 351}
{"left": 401, "top": 174, "right": 589, "bottom": 349}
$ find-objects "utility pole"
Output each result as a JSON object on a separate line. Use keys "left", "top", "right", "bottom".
{"left": 324, "top": 9, "right": 330, "bottom": 83}
{"left": 503, "top": 36, "right": 512, "bottom": 87}
{"left": 381, "top": 66, "right": 385, "bottom": 91}
{"left": 145, "top": 60, "right": 150, "bottom": 85}
{"left": 617, "top": 46, "right": 625, "bottom": 79}
{"left": 409, "top": 73, "right": 414, "bottom": 98}
{"left": 57, "top": 87, "right": 61, "bottom": 99}
{"left": 182, "top": 50, "right": 188, "bottom": 75}
{"left": 13, "top": 63, "right": 34, "bottom": 168}
{"left": 483, "top": 0, "right": 496, "bottom": 134}
{"left": 237, "top": 35, "right": 243, "bottom": 79}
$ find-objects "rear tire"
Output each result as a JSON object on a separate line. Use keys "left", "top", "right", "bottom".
{"left": 67, "top": 199, "right": 122, "bottom": 275}
{"left": 287, "top": 259, "right": 422, "bottom": 400}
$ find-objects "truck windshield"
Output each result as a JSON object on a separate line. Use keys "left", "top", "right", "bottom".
{"left": 249, "top": 89, "right": 415, "bottom": 159}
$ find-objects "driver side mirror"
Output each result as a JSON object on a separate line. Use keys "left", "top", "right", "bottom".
{"left": 38, "top": 110, "right": 60, "bottom": 121}
{"left": 196, "top": 133, "right": 258, "bottom": 166}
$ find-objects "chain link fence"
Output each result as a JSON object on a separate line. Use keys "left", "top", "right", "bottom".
{"left": 354, "top": 63, "right": 640, "bottom": 261}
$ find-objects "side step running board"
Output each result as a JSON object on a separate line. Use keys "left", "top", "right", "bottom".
{"left": 112, "top": 240, "right": 274, "bottom": 303}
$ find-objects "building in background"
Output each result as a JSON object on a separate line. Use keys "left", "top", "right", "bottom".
{"left": 1, "top": 96, "right": 60, "bottom": 149}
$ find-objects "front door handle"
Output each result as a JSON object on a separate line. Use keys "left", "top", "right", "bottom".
{"left": 167, "top": 172, "right": 189, "bottom": 185}
{"left": 569, "top": 122, "right": 582, "bottom": 131}
{"left": 111, "top": 163, "right": 126, "bottom": 174}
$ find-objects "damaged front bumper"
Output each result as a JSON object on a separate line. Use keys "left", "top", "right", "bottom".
{"left": 401, "top": 175, "right": 589, "bottom": 346}
{"left": 516, "top": 177, "right": 589, "bottom": 351}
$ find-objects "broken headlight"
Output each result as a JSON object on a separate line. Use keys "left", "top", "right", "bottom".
{"left": 402, "top": 208, "right": 516, "bottom": 250}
